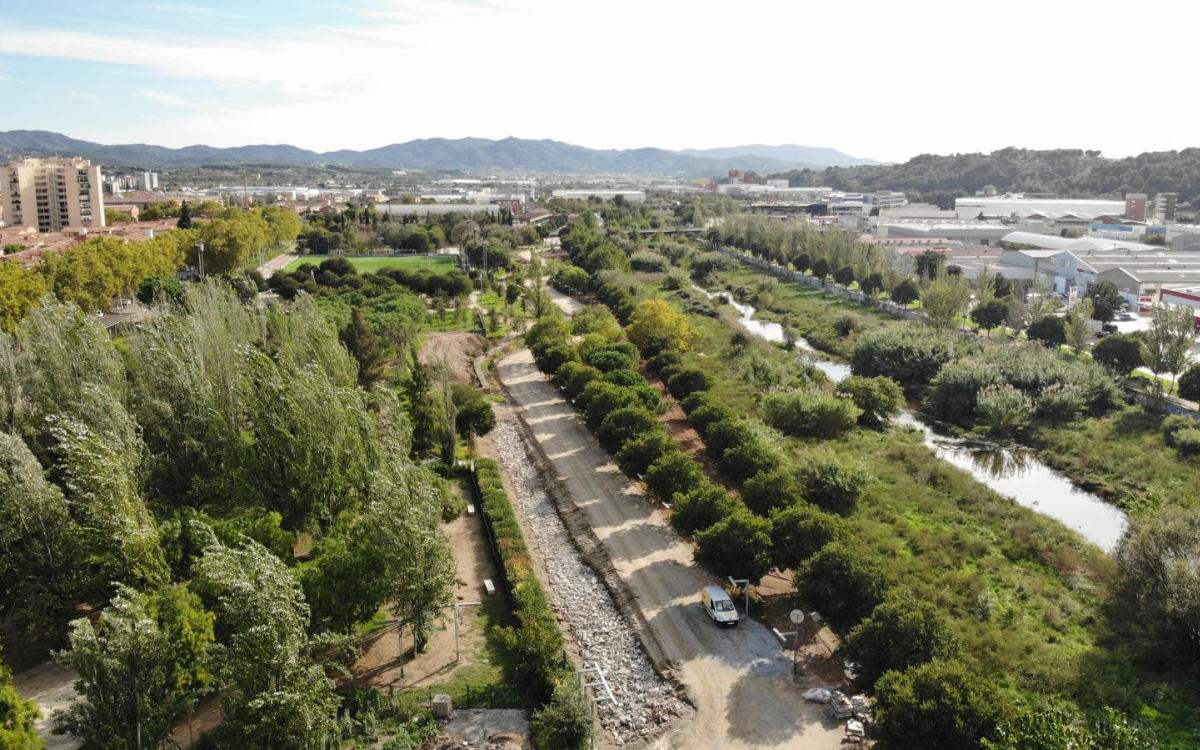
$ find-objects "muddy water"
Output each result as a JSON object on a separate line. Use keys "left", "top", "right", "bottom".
{"left": 694, "top": 283, "right": 1128, "bottom": 550}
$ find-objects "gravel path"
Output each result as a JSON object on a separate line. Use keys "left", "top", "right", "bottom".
{"left": 490, "top": 415, "right": 686, "bottom": 745}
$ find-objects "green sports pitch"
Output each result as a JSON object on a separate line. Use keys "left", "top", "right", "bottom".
{"left": 283, "top": 254, "right": 460, "bottom": 274}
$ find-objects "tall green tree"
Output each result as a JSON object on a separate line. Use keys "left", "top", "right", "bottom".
{"left": 1085, "top": 281, "right": 1124, "bottom": 324}
{"left": 841, "top": 595, "right": 959, "bottom": 688}
{"left": 0, "top": 640, "right": 41, "bottom": 749}
{"left": 921, "top": 275, "right": 971, "bottom": 330}
{"left": 340, "top": 307, "right": 386, "bottom": 388}
{"left": 177, "top": 200, "right": 192, "bottom": 230}
{"left": 1142, "top": 303, "right": 1197, "bottom": 393}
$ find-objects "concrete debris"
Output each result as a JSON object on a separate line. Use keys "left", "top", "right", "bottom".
{"left": 491, "top": 415, "right": 686, "bottom": 744}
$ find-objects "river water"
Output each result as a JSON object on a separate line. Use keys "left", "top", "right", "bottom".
{"left": 694, "top": 284, "right": 1128, "bottom": 550}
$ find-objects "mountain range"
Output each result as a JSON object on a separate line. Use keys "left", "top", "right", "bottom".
{"left": 0, "top": 130, "right": 878, "bottom": 175}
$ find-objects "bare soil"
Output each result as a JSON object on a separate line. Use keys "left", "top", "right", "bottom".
{"left": 420, "top": 332, "right": 487, "bottom": 385}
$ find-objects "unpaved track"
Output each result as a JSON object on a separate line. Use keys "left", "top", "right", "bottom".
{"left": 497, "top": 349, "right": 843, "bottom": 750}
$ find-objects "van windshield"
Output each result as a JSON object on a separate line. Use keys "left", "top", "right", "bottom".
{"left": 714, "top": 600, "right": 734, "bottom": 612}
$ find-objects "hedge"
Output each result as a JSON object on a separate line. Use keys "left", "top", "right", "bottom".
{"left": 473, "top": 459, "right": 569, "bottom": 702}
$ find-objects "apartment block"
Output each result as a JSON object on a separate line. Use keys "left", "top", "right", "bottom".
{"left": 2, "top": 157, "right": 105, "bottom": 232}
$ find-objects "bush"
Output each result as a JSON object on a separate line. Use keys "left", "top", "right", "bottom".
{"left": 976, "top": 383, "right": 1035, "bottom": 437}
{"left": 646, "top": 350, "right": 681, "bottom": 375}
{"left": 833, "top": 265, "right": 856, "bottom": 286}
{"left": 690, "top": 404, "right": 735, "bottom": 437}
{"left": 615, "top": 432, "right": 674, "bottom": 478}
{"left": 874, "top": 661, "right": 1008, "bottom": 749}
{"left": 670, "top": 483, "right": 736, "bottom": 536}
{"left": 742, "top": 468, "right": 804, "bottom": 516}
{"left": 601, "top": 369, "right": 644, "bottom": 388}
{"left": 598, "top": 406, "right": 659, "bottom": 453}
{"left": 530, "top": 681, "right": 592, "bottom": 750}
{"left": 795, "top": 542, "right": 889, "bottom": 630}
{"left": 534, "top": 342, "right": 579, "bottom": 376}
{"left": 1174, "top": 428, "right": 1200, "bottom": 458}
{"left": 1093, "top": 334, "right": 1145, "bottom": 377}
{"left": 630, "top": 250, "right": 670, "bottom": 273}
{"left": 768, "top": 502, "right": 841, "bottom": 571}
{"left": 552, "top": 362, "right": 601, "bottom": 401}
{"left": 761, "top": 391, "right": 862, "bottom": 438}
{"left": 833, "top": 314, "right": 858, "bottom": 337}
{"left": 570, "top": 304, "right": 618, "bottom": 337}
{"left": 585, "top": 345, "right": 638, "bottom": 373}
{"left": 851, "top": 327, "right": 962, "bottom": 395}
{"left": 694, "top": 509, "right": 774, "bottom": 582}
{"left": 796, "top": 451, "right": 873, "bottom": 513}
{"left": 666, "top": 367, "right": 714, "bottom": 400}
{"left": 583, "top": 384, "right": 641, "bottom": 431}
{"left": 841, "top": 595, "right": 959, "bottom": 689}
{"left": 1161, "top": 415, "right": 1196, "bottom": 446}
{"left": 1180, "top": 364, "right": 1200, "bottom": 402}
{"left": 680, "top": 390, "right": 718, "bottom": 415}
{"left": 837, "top": 376, "right": 904, "bottom": 428}
{"left": 704, "top": 418, "right": 757, "bottom": 461}
{"left": 645, "top": 452, "right": 705, "bottom": 504}
{"left": 526, "top": 315, "right": 571, "bottom": 352}
{"left": 1034, "top": 382, "right": 1086, "bottom": 422}
{"left": 719, "top": 439, "right": 782, "bottom": 482}
{"left": 137, "top": 275, "right": 185, "bottom": 305}
{"left": 1027, "top": 316, "right": 1067, "bottom": 348}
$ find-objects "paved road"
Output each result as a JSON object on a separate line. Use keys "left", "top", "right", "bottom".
{"left": 257, "top": 252, "right": 298, "bottom": 279}
{"left": 497, "top": 349, "right": 843, "bottom": 750}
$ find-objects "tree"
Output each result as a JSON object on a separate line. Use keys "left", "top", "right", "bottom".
{"left": 1092, "top": 335, "right": 1144, "bottom": 378}
{"left": 615, "top": 431, "right": 674, "bottom": 478}
{"left": 768, "top": 502, "right": 841, "bottom": 571}
{"left": 598, "top": 406, "right": 658, "bottom": 453}
{"left": 670, "top": 483, "right": 736, "bottom": 536}
{"left": 177, "top": 200, "right": 192, "bottom": 229}
{"left": 742, "top": 468, "right": 804, "bottom": 516}
{"left": 794, "top": 542, "right": 889, "bottom": 630}
{"left": 1064, "top": 298, "right": 1094, "bottom": 354}
{"left": 694, "top": 509, "right": 774, "bottom": 583}
{"left": 890, "top": 279, "right": 920, "bottom": 307}
{"left": 1085, "top": 281, "right": 1124, "bottom": 323}
{"left": 0, "top": 641, "right": 41, "bottom": 749}
{"left": 833, "top": 265, "right": 856, "bottom": 286}
{"left": 136, "top": 275, "right": 184, "bottom": 306}
{"left": 0, "top": 262, "right": 48, "bottom": 333}
{"left": 841, "top": 595, "right": 959, "bottom": 689}
{"left": 53, "top": 584, "right": 214, "bottom": 750}
{"left": 921, "top": 275, "right": 971, "bottom": 330}
{"left": 874, "top": 660, "right": 1008, "bottom": 749}
{"left": 1027, "top": 316, "right": 1066, "bottom": 348}
{"left": 626, "top": 299, "right": 695, "bottom": 353}
{"left": 195, "top": 213, "right": 271, "bottom": 275}
{"left": 431, "top": 361, "right": 458, "bottom": 465}
{"left": 530, "top": 681, "right": 592, "bottom": 750}
{"left": 195, "top": 535, "right": 342, "bottom": 747}
{"left": 970, "top": 300, "right": 1009, "bottom": 335}
{"left": 452, "top": 383, "right": 496, "bottom": 439}
{"left": 915, "top": 249, "right": 945, "bottom": 280}
{"left": 989, "top": 273, "right": 1013, "bottom": 299}
{"left": 1115, "top": 505, "right": 1200, "bottom": 659}
{"left": 1179, "top": 363, "right": 1200, "bottom": 401}
{"left": 1142, "top": 303, "right": 1197, "bottom": 393}
{"left": 811, "top": 258, "right": 830, "bottom": 280}
{"left": 645, "top": 451, "right": 705, "bottom": 504}
{"left": 860, "top": 272, "right": 884, "bottom": 297}
{"left": 340, "top": 307, "right": 386, "bottom": 388}
{"left": 837, "top": 375, "right": 904, "bottom": 428}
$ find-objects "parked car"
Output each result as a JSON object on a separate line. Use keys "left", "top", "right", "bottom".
{"left": 701, "top": 585, "right": 739, "bottom": 627}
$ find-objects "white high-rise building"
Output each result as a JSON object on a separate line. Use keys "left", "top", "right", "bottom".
{"left": 142, "top": 171, "right": 159, "bottom": 190}
{"left": 2, "top": 157, "right": 105, "bottom": 231}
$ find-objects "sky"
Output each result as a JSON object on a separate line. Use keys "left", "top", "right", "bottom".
{"left": 1, "top": 0, "right": 1198, "bottom": 164}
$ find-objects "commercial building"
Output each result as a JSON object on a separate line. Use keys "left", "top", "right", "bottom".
{"left": 1155, "top": 192, "right": 1178, "bottom": 221}
{"left": 1125, "top": 193, "right": 1148, "bottom": 222}
{"left": 551, "top": 189, "right": 646, "bottom": 202}
{"left": 2, "top": 157, "right": 105, "bottom": 231}
{"left": 954, "top": 197, "right": 1125, "bottom": 220}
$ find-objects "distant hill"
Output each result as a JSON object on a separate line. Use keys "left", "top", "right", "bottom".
{"left": 680, "top": 144, "right": 882, "bottom": 167}
{"left": 0, "top": 130, "right": 875, "bottom": 175}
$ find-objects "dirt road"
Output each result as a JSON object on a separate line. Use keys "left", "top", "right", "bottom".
{"left": 497, "top": 349, "right": 843, "bottom": 750}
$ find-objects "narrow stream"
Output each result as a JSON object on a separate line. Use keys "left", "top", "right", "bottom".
{"left": 694, "top": 284, "right": 1128, "bottom": 550}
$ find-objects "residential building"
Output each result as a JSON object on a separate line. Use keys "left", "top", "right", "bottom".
{"left": 2, "top": 157, "right": 105, "bottom": 231}
{"left": 141, "top": 171, "right": 159, "bottom": 190}
{"left": 1155, "top": 192, "right": 1179, "bottom": 222}
{"left": 1125, "top": 193, "right": 1148, "bottom": 222}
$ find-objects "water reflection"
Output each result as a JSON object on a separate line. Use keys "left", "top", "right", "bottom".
{"left": 694, "top": 281, "right": 1127, "bottom": 550}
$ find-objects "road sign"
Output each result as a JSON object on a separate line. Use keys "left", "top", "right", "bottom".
{"left": 789, "top": 609, "right": 805, "bottom": 625}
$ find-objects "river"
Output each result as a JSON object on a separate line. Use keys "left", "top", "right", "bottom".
{"left": 693, "top": 284, "right": 1128, "bottom": 550}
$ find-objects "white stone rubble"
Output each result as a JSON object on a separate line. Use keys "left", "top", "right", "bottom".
{"left": 491, "top": 415, "right": 686, "bottom": 745}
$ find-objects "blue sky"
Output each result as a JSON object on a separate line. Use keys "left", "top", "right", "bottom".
{"left": 2, "top": 0, "right": 1199, "bottom": 162}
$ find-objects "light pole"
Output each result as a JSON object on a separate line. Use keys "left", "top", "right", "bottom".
{"left": 728, "top": 576, "right": 751, "bottom": 618}
{"left": 195, "top": 242, "right": 205, "bottom": 279}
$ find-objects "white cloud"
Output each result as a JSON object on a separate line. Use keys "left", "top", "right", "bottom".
{"left": 137, "top": 88, "right": 193, "bottom": 107}
{"left": 124, "top": 2, "right": 241, "bottom": 19}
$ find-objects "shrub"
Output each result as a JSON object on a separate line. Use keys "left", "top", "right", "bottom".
{"left": 768, "top": 502, "right": 842, "bottom": 571}
{"left": 553, "top": 362, "right": 601, "bottom": 400}
{"left": 925, "top": 360, "right": 1004, "bottom": 424}
{"left": 530, "top": 681, "right": 592, "bottom": 750}
{"left": 841, "top": 595, "right": 960, "bottom": 689}
{"left": 837, "top": 376, "right": 904, "bottom": 428}
{"left": 794, "top": 542, "right": 890, "bottom": 630}
{"left": 630, "top": 250, "right": 670, "bottom": 273}
{"left": 601, "top": 369, "right": 643, "bottom": 387}
{"left": 719, "top": 439, "right": 782, "bottom": 482}
{"left": 666, "top": 368, "right": 714, "bottom": 401}
{"left": 833, "top": 314, "right": 858, "bottom": 337}
{"left": 630, "top": 384, "right": 666, "bottom": 414}
{"left": 690, "top": 404, "right": 735, "bottom": 438}
{"left": 890, "top": 279, "right": 920, "bottom": 306}
{"left": 694, "top": 509, "right": 774, "bottom": 582}
{"left": 704, "top": 418, "right": 757, "bottom": 461}
{"left": 976, "top": 383, "right": 1034, "bottom": 437}
{"left": 534, "top": 342, "right": 579, "bottom": 376}
{"left": 526, "top": 315, "right": 571, "bottom": 352}
{"left": 851, "top": 327, "right": 961, "bottom": 394}
{"left": 761, "top": 391, "right": 861, "bottom": 439}
{"left": 598, "top": 407, "right": 659, "bottom": 453}
{"left": 670, "top": 483, "right": 736, "bottom": 536}
{"left": 1093, "top": 334, "right": 1144, "bottom": 378}
{"left": 1174, "top": 428, "right": 1200, "bottom": 458}
{"left": 646, "top": 350, "right": 681, "bottom": 375}
{"left": 680, "top": 390, "right": 718, "bottom": 414}
{"left": 742, "top": 468, "right": 804, "bottom": 516}
{"left": 833, "top": 265, "right": 856, "bottom": 286}
{"left": 1180, "top": 364, "right": 1200, "bottom": 402}
{"left": 1034, "top": 382, "right": 1086, "bottom": 422}
{"left": 1161, "top": 415, "right": 1196, "bottom": 446}
{"left": 645, "top": 452, "right": 705, "bottom": 504}
{"left": 1116, "top": 506, "right": 1200, "bottom": 659}
{"left": 874, "top": 661, "right": 1008, "bottom": 749}
{"left": 585, "top": 345, "right": 638, "bottom": 373}
{"left": 636, "top": 335, "right": 673, "bottom": 359}
{"left": 1027, "top": 316, "right": 1067, "bottom": 348}
{"left": 583, "top": 384, "right": 641, "bottom": 431}
{"left": 615, "top": 432, "right": 674, "bottom": 478}
{"left": 570, "top": 306, "right": 620, "bottom": 339}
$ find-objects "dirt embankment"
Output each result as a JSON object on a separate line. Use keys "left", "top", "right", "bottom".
{"left": 420, "top": 332, "right": 487, "bottom": 384}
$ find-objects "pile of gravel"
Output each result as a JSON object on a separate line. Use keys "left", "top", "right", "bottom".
{"left": 491, "top": 415, "right": 686, "bottom": 745}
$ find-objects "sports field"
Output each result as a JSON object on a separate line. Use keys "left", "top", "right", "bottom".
{"left": 284, "top": 254, "right": 459, "bottom": 274}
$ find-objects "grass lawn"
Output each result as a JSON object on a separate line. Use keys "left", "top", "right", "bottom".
{"left": 285, "top": 254, "right": 459, "bottom": 274}
{"left": 405, "top": 599, "right": 524, "bottom": 709}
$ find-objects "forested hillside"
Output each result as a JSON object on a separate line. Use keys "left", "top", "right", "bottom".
{"left": 769, "top": 147, "right": 1200, "bottom": 205}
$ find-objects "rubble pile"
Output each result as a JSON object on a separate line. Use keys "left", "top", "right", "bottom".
{"left": 491, "top": 416, "right": 686, "bottom": 745}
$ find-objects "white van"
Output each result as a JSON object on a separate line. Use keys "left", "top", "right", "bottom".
{"left": 701, "top": 585, "right": 739, "bottom": 627}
